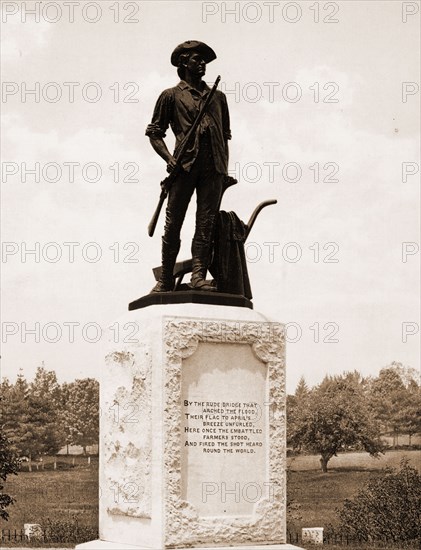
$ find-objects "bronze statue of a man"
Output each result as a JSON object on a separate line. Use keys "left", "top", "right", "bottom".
{"left": 146, "top": 40, "right": 231, "bottom": 292}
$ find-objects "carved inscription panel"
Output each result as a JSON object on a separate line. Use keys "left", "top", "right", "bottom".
{"left": 181, "top": 342, "right": 268, "bottom": 517}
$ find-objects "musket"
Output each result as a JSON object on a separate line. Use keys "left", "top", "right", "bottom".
{"left": 147, "top": 75, "right": 222, "bottom": 237}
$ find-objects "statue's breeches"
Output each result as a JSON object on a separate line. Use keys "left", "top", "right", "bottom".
{"left": 163, "top": 139, "right": 224, "bottom": 251}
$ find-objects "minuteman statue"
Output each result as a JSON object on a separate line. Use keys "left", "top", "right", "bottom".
{"left": 146, "top": 40, "right": 231, "bottom": 292}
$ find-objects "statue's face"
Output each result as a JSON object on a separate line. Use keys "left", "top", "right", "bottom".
{"left": 184, "top": 52, "right": 206, "bottom": 77}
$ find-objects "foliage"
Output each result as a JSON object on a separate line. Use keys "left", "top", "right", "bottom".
{"left": 368, "top": 362, "right": 421, "bottom": 446}
{"left": 0, "top": 409, "right": 21, "bottom": 520}
{"left": 287, "top": 450, "right": 420, "bottom": 550}
{"left": 1, "top": 368, "right": 65, "bottom": 460}
{"left": 288, "top": 372, "right": 384, "bottom": 472}
{"left": 60, "top": 378, "right": 99, "bottom": 454}
{"left": 337, "top": 458, "right": 421, "bottom": 542}
{"left": 1, "top": 367, "right": 99, "bottom": 460}
{"left": 399, "top": 379, "right": 421, "bottom": 443}
{"left": 294, "top": 376, "right": 309, "bottom": 400}
{"left": 42, "top": 516, "right": 98, "bottom": 544}
{"left": 289, "top": 364, "right": 420, "bottom": 471}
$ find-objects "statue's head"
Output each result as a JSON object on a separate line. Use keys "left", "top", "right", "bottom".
{"left": 171, "top": 40, "right": 216, "bottom": 80}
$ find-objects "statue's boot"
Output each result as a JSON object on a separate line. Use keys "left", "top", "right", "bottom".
{"left": 190, "top": 242, "right": 216, "bottom": 292}
{"left": 151, "top": 237, "right": 180, "bottom": 293}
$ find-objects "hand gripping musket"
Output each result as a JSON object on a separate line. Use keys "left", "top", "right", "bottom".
{"left": 147, "top": 75, "right": 221, "bottom": 237}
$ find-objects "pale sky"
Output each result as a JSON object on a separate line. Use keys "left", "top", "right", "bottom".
{"left": 1, "top": 0, "right": 420, "bottom": 393}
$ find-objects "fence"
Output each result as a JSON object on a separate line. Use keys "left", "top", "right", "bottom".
{"left": 1, "top": 525, "right": 98, "bottom": 545}
{"left": 19, "top": 454, "right": 98, "bottom": 472}
{"left": 1, "top": 529, "right": 26, "bottom": 543}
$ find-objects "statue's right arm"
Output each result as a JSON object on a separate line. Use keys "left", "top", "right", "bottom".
{"left": 148, "top": 137, "right": 176, "bottom": 172}
{"left": 146, "top": 90, "right": 176, "bottom": 173}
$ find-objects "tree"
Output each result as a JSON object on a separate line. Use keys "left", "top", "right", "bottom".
{"left": 387, "top": 361, "right": 420, "bottom": 387}
{"left": 31, "top": 363, "right": 61, "bottom": 403}
{"left": 27, "top": 365, "right": 64, "bottom": 456}
{"left": 1, "top": 368, "right": 65, "bottom": 464}
{"left": 57, "top": 382, "right": 74, "bottom": 455}
{"left": 369, "top": 363, "right": 420, "bottom": 446}
{"left": 294, "top": 376, "right": 309, "bottom": 400}
{"left": 399, "top": 380, "right": 421, "bottom": 445}
{"left": 289, "top": 373, "right": 384, "bottom": 472}
{"left": 63, "top": 379, "right": 99, "bottom": 454}
{"left": 287, "top": 376, "right": 309, "bottom": 451}
{"left": 337, "top": 458, "right": 421, "bottom": 542}
{"left": 2, "top": 369, "right": 99, "bottom": 459}
{"left": 0, "top": 370, "right": 31, "bottom": 457}
{"left": 0, "top": 398, "right": 21, "bottom": 520}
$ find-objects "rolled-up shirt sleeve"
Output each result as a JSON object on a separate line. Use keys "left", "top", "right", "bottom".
{"left": 145, "top": 89, "right": 173, "bottom": 139}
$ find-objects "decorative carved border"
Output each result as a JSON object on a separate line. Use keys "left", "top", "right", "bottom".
{"left": 163, "top": 316, "right": 286, "bottom": 547}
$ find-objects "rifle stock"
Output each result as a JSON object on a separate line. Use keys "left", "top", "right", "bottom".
{"left": 147, "top": 75, "right": 221, "bottom": 237}
{"left": 147, "top": 173, "right": 173, "bottom": 237}
{"left": 148, "top": 189, "right": 167, "bottom": 237}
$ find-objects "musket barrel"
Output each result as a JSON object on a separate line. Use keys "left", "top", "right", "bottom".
{"left": 147, "top": 75, "right": 222, "bottom": 236}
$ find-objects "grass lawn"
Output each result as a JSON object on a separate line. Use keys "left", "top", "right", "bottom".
{"left": 1, "top": 457, "right": 98, "bottom": 545}
{"left": 287, "top": 449, "right": 421, "bottom": 548}
{"left": 1, "top": 450, "right": 419, "bottom": 548}
{"left": 287, "top": 449, "right": 421, "bottom": 473}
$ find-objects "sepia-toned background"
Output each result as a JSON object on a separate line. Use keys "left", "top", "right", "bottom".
{"left": 1, "top": 0, "right": 419, "bottom": 393}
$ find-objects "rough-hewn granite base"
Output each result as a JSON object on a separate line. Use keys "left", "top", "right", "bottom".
{"left": 83, "top": 304, "right": 287, "bottom": 550}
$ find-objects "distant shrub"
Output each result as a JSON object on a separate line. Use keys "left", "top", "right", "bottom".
{"left": 42, "top": 516, "right": 98, "bottom": 543}
{"left": 337, "top": 458, "right": 421, "bottom": 542}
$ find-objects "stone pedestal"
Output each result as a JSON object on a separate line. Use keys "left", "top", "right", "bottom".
{"left": 77, "top": 304, "right": 298, "bottom": 549}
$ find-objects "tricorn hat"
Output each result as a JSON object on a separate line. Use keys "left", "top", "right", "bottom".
{"left": 171, "top": 40, "right": 217, "bottom": 67}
